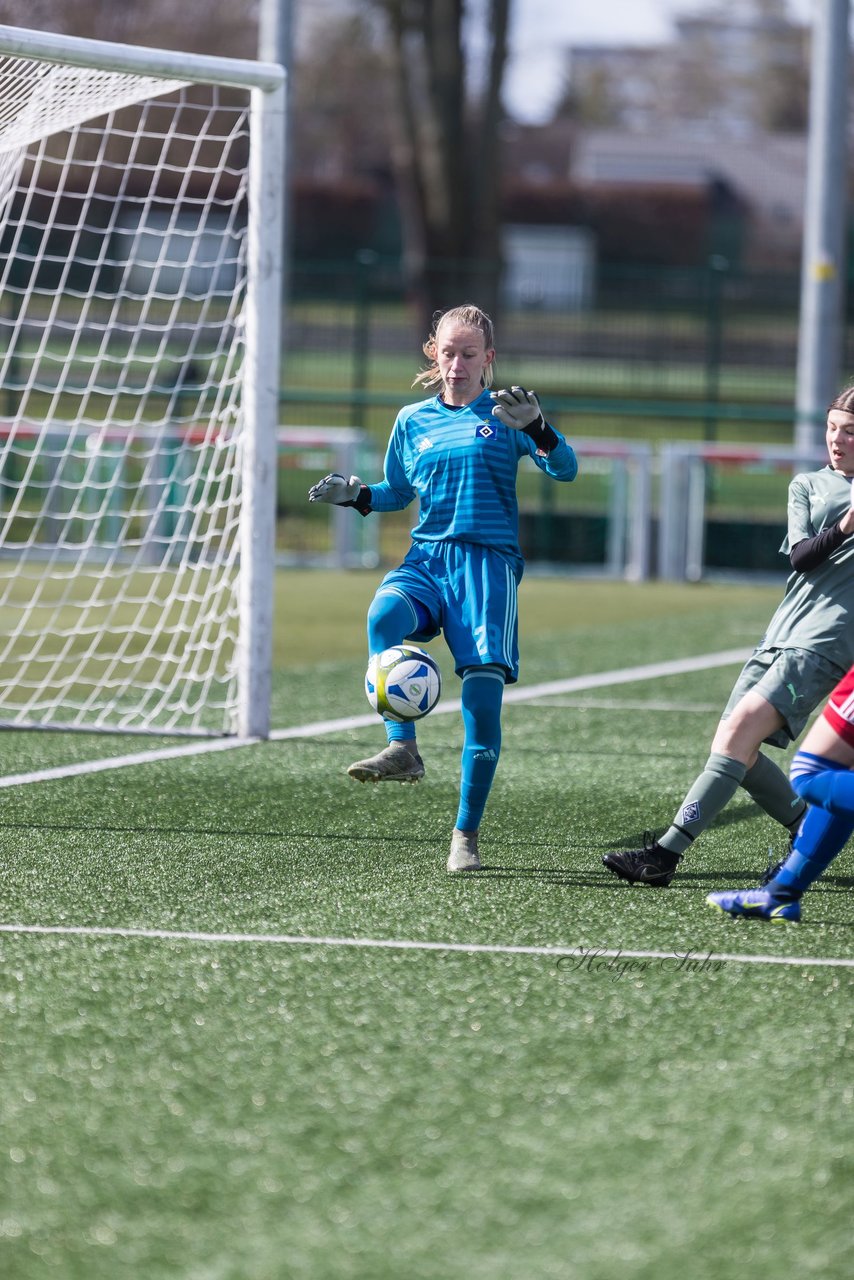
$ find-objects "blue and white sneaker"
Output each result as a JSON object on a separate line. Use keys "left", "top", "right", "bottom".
{"left": 706, "top": 889, "right": 801, "bottom": 923}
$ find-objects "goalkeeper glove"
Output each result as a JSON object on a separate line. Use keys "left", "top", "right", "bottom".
{"left": 490, "top": 386, "right": 558, "bottom": 452}
{"left": 307, "top": 472, "right": 372, "bottom": 515}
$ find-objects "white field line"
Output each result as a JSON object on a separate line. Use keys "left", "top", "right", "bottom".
{"left": 0, "top": 735, "right": 261, "bottom": 790}
{"left": 0, "top": 922, "right": 851, "bottom": 969}
{"left": 270, "top": 647, "right": 752, "bottom": 738}
{"left": 0, "top": 648, "right": 751, "bottom": 790}
{"left": 494, "top": 648, "right": 751, "bottom": 706}
{"left": 521, "top": 698, "right": 722, "bottom": 713}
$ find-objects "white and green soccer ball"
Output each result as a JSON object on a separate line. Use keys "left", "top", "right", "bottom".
{"left": 365, "top": 645, "right": 442, "bottom": 722}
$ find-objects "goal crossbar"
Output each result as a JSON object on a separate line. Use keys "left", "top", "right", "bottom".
{"left": 0, "top": 25, "right": 285, "bottom": 91}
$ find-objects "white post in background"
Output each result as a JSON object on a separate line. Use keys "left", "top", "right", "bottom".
{"left": 258, "top": 0, "right": 292, "bottom": 303}
{"left": 795, "top": 0, "right": 850, "bottom": 451}
{"left": 237, "top": 77, "right": 286, "bottom": 738}
{"left": 258, "top": 0, "right": 292, "bottom": 68}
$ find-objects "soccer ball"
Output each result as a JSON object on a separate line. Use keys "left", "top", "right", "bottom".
{"left": 365, "top": 645, "right": 442, "bottom": 722}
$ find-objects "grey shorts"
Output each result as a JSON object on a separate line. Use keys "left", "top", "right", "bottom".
{"left": 722, "top": 647, "right": 846, "bottom": 748}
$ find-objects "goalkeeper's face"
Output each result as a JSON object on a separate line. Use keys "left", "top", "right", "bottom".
{"left": 827, "top": 411, "right": 854, "bottom": 475}
{"left": 436, "top": 322, "right": 495, "bottom": 407}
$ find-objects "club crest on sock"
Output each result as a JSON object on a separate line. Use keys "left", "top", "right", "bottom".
{"left": 682, "top": 801, "right": 701, "bottom": 824}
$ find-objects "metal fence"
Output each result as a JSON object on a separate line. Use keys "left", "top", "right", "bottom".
{"left": 0, "top": 247, "right": 837, "bottom": 580}
{"left": 282, "top": 255, "right": 845, "bottom": 447}
{"left": 0, "top": 421, "right": 815, "bottom": 580}
{"left": 285, "top": 431, "right": 821, "bottom": 582}
{"left": 657, "top": 441, "right": 828, "bottom": 581}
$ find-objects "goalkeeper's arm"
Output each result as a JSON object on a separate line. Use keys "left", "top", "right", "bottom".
{"left": 307, "top": 472, "right": 372, "bottom": 516}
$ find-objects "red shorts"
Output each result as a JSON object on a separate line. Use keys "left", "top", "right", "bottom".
{"left": 823, "top": 663, "right": 854, "bottom": 749}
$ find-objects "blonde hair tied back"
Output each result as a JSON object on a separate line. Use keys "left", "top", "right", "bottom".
{"left": 413, "top": 303, "right": 496, "bottom": 390}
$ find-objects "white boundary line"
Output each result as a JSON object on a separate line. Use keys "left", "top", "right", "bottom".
{"left": 0, "top": 648, "right": 751, "bottom": 789}
{"left": 0, "top": 922, "right": 851, "bottom": 968}
{"left": 523, "top": 698, "right": 722, "bottom": 713}
{"left": 2, "top": 645, "right": 850, "bottom": 973}
{"left": 0, "top": 735, "right": 261, "bottom": 790}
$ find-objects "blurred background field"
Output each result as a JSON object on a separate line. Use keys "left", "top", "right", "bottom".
{"left": 2, "top": 2, "right": 848, "bottom": 584}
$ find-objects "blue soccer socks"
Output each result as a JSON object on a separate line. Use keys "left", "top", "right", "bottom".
{"left": 455, "top": 665, "right": 504, "bottom": 834}
{"left": 709, "top": 751, "right": 854, "bottom": 919}
{"left": 367, "top": 588, "right": 433, "bottom": 745}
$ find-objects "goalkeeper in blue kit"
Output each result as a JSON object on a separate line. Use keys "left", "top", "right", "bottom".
{"left": 309, "top": 303, "right": 578, "bottom": 872}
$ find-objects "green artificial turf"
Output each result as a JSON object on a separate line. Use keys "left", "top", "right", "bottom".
{"left": 1, "top": 576, "right": 851, "bottom": 1280}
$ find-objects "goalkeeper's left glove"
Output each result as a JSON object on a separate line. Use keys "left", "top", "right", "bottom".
{"left": 490, "top": 386, "right": 558, "bottom": 452}
{"left": 307, "top": 472, "right": 372, "bottom": 515}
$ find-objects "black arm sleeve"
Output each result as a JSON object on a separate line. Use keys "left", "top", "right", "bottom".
{"left": 789, "top": 520, "right": 848, "bottom": 572}
{"left": 523, "top": 415, "right": 560, "bottom": 453}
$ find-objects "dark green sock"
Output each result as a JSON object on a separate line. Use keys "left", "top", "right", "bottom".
{"left": 741, "top": 751, "right": 807, "bottom": 831}
{"left": 659, "top": 753, "right": 747, "bottom": 855}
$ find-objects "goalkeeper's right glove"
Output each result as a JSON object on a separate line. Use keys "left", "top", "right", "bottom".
{"left": 307, "top": 472, "right": 372, "bottom": 515}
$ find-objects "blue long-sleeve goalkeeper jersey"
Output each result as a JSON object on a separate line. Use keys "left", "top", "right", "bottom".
{"left": 365, "top": 389, "right": 578, "bottom": 562}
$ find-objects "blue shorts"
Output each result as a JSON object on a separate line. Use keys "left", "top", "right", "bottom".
{"left": 376, "top": 540, "right": 521, "bottom": 682}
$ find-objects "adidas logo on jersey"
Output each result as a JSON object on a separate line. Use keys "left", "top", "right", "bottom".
{"left": 416, "top": 437, "right": 433, "bottom": 452}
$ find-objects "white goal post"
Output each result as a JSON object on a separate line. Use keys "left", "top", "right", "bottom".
{"left": 0, "top": 26, "right": 285, "bottom": 737}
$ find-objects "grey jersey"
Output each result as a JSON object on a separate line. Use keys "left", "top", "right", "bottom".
{"left": 760, "top": 465, "right": 854, "bottom": 668}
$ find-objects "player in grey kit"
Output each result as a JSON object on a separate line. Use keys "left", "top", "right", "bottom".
{"left": 603, "top": 385, "right": 854, "bottom": 887}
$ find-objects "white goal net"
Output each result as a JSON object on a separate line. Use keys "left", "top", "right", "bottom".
{"left": 0, "top": 28, "right": 284, "bottom": 736}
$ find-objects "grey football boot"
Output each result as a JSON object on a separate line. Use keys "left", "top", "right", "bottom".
{"left": 347, "top": 741, "right": 425, "bottom": 784}
{"left": 447, "top": 828, "right": 481, "bottom": 873}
